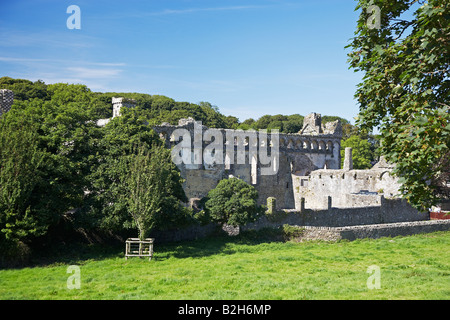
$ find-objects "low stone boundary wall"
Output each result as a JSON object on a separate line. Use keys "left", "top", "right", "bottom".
{"left": 149, "top": 202, "right": 444, "bottom": 243}
{"left": 296, "top": 220, "right": 450, "bottom": 241}
{"left": 243, "top": 198, "right": 428, "bottom": 231}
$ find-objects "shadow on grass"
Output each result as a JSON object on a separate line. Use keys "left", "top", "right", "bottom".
{"left": 26, "top": 228, "right": 283, "bottom": 267}
{"left": 19, "top": 227, "right": 285, "bottom": 268}
{"left": 28, "top": 242, "right": 125, "bottom": 268}
{"left": 154, "top": 227, "right": 285, "bottom": 261}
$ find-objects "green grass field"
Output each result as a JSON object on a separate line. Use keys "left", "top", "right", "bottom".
{"left": 0, "top": 230, "right": 449, "bottom": 300}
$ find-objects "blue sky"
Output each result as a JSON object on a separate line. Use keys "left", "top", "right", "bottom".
{"left": 0, "top": 0, "right": 363, "bottom": 123}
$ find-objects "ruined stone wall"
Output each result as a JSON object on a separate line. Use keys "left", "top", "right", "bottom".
{"left": 291, "top": 220, "right": 450, "bottom": 242}
{"left": 152, "top": 117, "right": 342, "bottom": 209}
{"left": 150, "top": 198, "right": 435, "bottom": 243}
{"left": 292, "top": 148, "right": 404, "bottom": 211}
{"left": 297, "top": 168, "right": 402, "bottom": 209}
{"left": 103, "top": 98, "right": 344, "bottom": 210}
{"left": 243, "top": 197, "right": 428, "bottom": 231}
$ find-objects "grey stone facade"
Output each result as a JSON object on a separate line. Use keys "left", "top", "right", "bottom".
{"left": 100, "top": 97, "right": 448, "bottom": 243}
{"left": 152, "top": 114, "right": 342, "bottom": 209}
{"left": 296, "top": 151, "right": 402, "bottom": 210}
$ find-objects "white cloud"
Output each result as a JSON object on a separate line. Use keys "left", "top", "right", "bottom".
{"left": 126, "top": 5, "right": 269, "bottom": 17}
{"left": 0, "top": 56, "right": 126, "bottom": 67}
{"left": 0, "top": 56, "right": 45, "bottom": 63}
{"left": 0, "top": 55, "right": 125, "bottom": 91}
{"left": 0, "top": 29, "right": 94, "bottom": 49}
{"left": 159, "top": 5, "right": 267, "bottom": 14}
{"left": 66, "top": 67, "right": 123, "bottom": 78}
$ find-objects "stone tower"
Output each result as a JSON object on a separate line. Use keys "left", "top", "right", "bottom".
{"left": 0, "top": 89, "right": 14, "bottom": 117}
{"left": 300, "top": 112, "right": 323, "bottom": 135}
{"left": 112, "top": 97, "right": 137, "bottom": 118}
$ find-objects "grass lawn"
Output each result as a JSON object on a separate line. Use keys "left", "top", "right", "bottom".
{"left": 0, "top": 230, "right": 449, "bottom": 300}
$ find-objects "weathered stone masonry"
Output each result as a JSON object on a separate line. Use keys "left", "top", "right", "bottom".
{"left": 152, "top": 114, "right": 342, "bottom": 210}
{"left": 290, "top": 220, "right": 450, "bottom": 242}
{"left": 296, "top": 152, "right": 402, "bottom": 210}
{"left": 1, "top": 91, "right": 444, "bottom": 241}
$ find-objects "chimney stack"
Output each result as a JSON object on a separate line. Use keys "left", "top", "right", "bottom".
{"left": 343, "top": 147, "right": 353, "bottom": 170}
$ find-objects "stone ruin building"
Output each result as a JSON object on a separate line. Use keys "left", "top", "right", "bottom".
{"left": 106, "top": 97, "right": 449, "bottom": 241}
{"left": 99, "top": 100, "right": 346, "bottom": 210}
{"left": 101, "top": 97, "right": 408, "bottom": 212}
{"left": 152, "top": 113, "right": 342, "bottom": 210}
{"left": 1, "top": 90, "right": 447, "bottom": 240}
{"left": 0, "top": 91, "right": 404, "bottom": 214}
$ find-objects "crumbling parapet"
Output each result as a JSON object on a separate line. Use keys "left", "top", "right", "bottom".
{"left": 300, "top": 112, "right": 342, "bottom": 137}
{"left": 152, "top": 116, "right": 343, "bottom": 208}
{"left": 301, "top": 112, "right": 323, "bottom": 135}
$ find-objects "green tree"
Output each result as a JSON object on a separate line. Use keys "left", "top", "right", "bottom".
{"left": 0, "top": 77, "right": 48, "bottom": 101}
{"left": 341, "top": 135, "right": 374, "bottom": 169}
{"left": 87, "top": 108, "right": 188, "bottom": 235}
{"left": 282, "top": 120, "right": 302, "bottom": 133}
{"left": 237, "top": 118, "right": 256, "bottom": 130}
{"left": 341, "top": 123, "right": 360, "bottom": 140}
{"left": 0, "top": 117, "right": 45, "bottom": 245}
{"left": 204, "top": 177, "right": 261, "bottom": 227}
{"left": 282, "top": 114, "right": 304, "bottom": 133}
{"left": 225, "top": 115, "right": 240, "bottom": 129}
{"left": 151, "top": 95, "right": 176, "bottom": 111}
{"left": 0, "top": 84, "right": 102, "bottom": 238}
{"left": 120, "top": 144, "right": 188, "bottom": 240}
{"left": 267, "top": 120, "right": 283, "bottom": 132}
{"left": 346, "top": 0, "right": 449, "bottom": 210}
{"left": 198, "top": 101, "right": 227, "bottom": 128}
{"left": 242, "top": 118, "right": 256, "bottom": 127}
{"left": 254, "top": 115, "right": 273, "bottom": 130}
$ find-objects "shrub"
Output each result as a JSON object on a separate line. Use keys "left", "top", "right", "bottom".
{"left": 282, "top": 224, "right": 305, "bottom": 241}
{"left": 0, "top": 240, "right": 31, "bottom": 268}
{"left": 204, "top": 177, "right": 262, "bottom": 227}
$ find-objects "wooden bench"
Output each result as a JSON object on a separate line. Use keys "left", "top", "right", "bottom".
{"left": 125, "top": 238, "right": 154, "bottom": 261}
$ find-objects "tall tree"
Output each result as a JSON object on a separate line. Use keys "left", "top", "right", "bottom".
{"left": 0, "top": 116, "right": 45, "bottom": 245}
{"left": 0, "top": 84, "right": 102, "bottom": 237}
{"left": 346, "top": 0, "right": 449, "bottom": 210}
{"left": 87, "top": 108, "right": 188, "bottom": 236}
{"left": 120, "top": 144, "right": 187, "bottom": 240}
